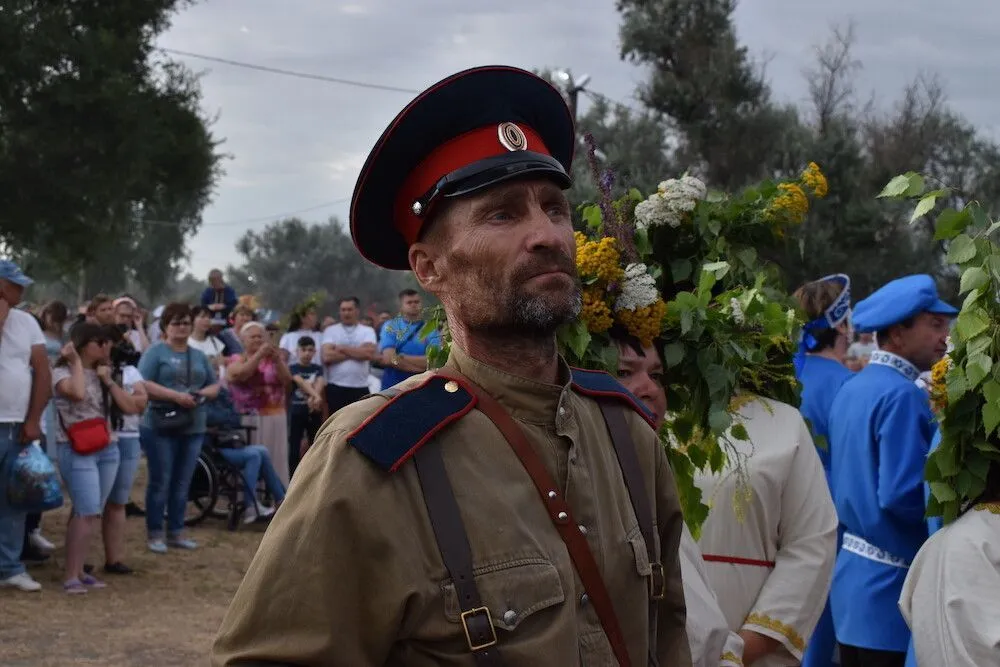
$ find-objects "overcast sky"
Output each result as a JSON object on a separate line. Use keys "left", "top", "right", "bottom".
{"left": 158, "top": 0, "right": 999, "bottom": 279}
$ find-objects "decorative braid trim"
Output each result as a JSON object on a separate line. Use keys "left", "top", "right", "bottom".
{"left": 720, "top": 650, "right": 744, "bottom": 666}
{"left": 974, "top": 502, "right": 1000, "bottom": 515}
{"left": 743, "top": 612, "right": 806, "bottom": 653}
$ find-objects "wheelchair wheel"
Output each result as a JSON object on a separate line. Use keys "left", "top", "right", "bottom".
{"left": 185, "top": 451, "right": 219, "bottom": 527}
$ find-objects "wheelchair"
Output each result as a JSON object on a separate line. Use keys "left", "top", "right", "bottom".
{"left": 185, "top": 394, "right": 277, "bottom": 531}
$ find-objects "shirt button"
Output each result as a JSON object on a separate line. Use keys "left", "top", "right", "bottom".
{"left": 502, "top": 610, "right": 517, "bottom": 625}
{"left": 558, "top": 406, "right": 567, "bottom": 416}
{"left": 578, "top": 524, "right": 588, "bottom": 535}
{"left": 580, "top": 594, "right": 589, "bottom": 605}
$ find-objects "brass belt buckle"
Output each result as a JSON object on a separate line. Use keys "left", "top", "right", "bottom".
{"left": 649, "top": 562, "right": 666, "bottom": 600}
{"left": 460, "top": 606, "right": 498, "bottom": 651}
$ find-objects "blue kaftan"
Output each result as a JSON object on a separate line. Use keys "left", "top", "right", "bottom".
{"left": 828, "top": 351, "right": 936, "bottom": 653}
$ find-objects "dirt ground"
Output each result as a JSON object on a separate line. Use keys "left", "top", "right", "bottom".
{"left": 0, "top": 465, "right": 266, "bottom": 667}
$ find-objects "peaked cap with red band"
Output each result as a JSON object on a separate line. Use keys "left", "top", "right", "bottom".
{"left": 350, "top": 65, "right": 576, "bottom": 270}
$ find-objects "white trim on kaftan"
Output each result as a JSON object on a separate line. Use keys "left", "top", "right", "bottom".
{"left": 899, "top": 503, "right": 1000, "bottom": 667}
{"left": 680, "top": 522, "right": 745, "bottom": 667}
{"left": 694, "top": 396, "right": 837, "bottom": 666}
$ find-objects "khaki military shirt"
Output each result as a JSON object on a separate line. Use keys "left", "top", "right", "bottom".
{"left": 213, "top": 345, "right": 691, "bottom": 666}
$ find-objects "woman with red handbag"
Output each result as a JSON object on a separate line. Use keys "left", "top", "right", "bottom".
{"left": 53, "top": 323, "right": 142, "bottom": 594}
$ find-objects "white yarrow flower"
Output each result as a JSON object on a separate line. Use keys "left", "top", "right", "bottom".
{"left": 616, "top": 263, "right": 660, "bottom": 311}
{"left": 730, "top": 298, "right": 746, "bottom": 326}
{"left": 636, "top": 175, "right": 707, "bottom": 229}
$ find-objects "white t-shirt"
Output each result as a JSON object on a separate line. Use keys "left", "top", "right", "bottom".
{"left": 187, "top": 335, "right": 224, "bottom": 359}
{"left": 117, "top": 366, "right": 144, "bottom": 436}
{"left": 322, "top": 323, "right": 377, "bottom": 388}
{"left": 279, "top": 330, "right": 322, "bottom": 365}
{"left": 0, "top": 309, "right": 46, "bottom": 423}
{"left": 128, "top": 328, "right": 146, "bottom": 353}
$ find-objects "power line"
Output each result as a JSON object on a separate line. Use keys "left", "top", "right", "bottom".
{"left": 159, "top": 48, "right": 421, "bottom": 95}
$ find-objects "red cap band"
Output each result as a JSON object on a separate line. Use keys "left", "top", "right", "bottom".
{"left": 393, "top": 123, "right": 551, "bottom": 245}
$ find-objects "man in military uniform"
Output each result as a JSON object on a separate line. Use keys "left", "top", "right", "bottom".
{"left": 213, "top": 66, "right": 691, "bottom": 667}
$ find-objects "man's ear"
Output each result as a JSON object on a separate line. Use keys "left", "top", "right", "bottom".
{"left": 409, "top": 242, "right": 443, "bottom": 294}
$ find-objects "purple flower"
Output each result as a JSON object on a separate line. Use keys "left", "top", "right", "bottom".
{"left": 584, "top": 132, "right": 637, "bottom": 262}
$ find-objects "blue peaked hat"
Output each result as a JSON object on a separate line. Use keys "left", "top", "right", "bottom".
{"left": 852, "top": 274, "right": 957, "bottom": 333}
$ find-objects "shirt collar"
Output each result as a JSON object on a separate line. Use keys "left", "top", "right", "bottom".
{"left": 868, "top": 350, "right": 921, "bottom": 382}
{"left": 445, "top": 343, "right": 569, "bottom": 423}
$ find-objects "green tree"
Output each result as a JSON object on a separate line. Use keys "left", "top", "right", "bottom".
{"left": 0, "top": 1, "right": 222, "bottom": 298}
{"left": 226, "top": 217, "right": 417, "bottom": 317}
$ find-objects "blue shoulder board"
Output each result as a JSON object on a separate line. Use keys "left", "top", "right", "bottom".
{"left": 346, "top": 376, "right": 477, "bottom": 472}
{"left": 570, "top": 367, "right": 657, "bottom": 428}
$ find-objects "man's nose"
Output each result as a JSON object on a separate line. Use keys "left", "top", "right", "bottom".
{"left": 524, "top": 203, "right": 566, "bottom": 251}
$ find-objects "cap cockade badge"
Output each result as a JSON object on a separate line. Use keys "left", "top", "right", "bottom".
{"left": 497, "top": 122, "right": 527, "bottom": 152}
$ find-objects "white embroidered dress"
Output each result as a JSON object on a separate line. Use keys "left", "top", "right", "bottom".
{"left": 899, "top": 503, "right": 1000, "bottom": 667}
{"left": 694, "top": 396, "right": 838, "bottom": 666}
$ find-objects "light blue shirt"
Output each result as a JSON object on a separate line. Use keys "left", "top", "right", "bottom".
{"left": 797, "top": 355, "right": 853, "bottom": 486}
{"left": 138, "top": 343, "right": 216, "bottom": 435}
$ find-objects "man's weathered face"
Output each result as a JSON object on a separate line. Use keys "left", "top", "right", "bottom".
{"left": 420, "top": 179, "right": 581, "bottom": 337}
{"left": 894, "top": 312, "right": 952, "bottom": 372}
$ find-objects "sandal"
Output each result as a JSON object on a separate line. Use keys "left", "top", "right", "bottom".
{"left": 79, "top": 573, "right": 107, "bottom": 589}
{"left": 63, "top": 579, "right": 87, "bottom": 595}
{"left": 103, "top": 562, "right": 134, "bottom": 575}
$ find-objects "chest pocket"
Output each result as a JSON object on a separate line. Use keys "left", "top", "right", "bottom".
{"left": 442, "top": 558, "right": 565, "bottom": 632}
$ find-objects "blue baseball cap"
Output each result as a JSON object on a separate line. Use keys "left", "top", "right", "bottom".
{"left": 0, "top": 260, "right": 33, "bottom": 287}
{"left": 853, "top": 274, "right": 957, "bottom": 333}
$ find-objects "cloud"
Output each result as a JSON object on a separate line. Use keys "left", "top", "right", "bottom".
{"left": 160, "top": 0, "right": 1000, "bottom": 279}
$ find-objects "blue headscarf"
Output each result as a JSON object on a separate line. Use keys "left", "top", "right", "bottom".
{"left": 794, "top": 274, "right": 852, "bottom": 376}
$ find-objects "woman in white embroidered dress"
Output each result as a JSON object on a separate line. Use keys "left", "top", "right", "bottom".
{"left": 614, "top": 334, "right": 744, "bottom": 667}
{"left": 694, "top": 396, "right": 837, "bottom": 666}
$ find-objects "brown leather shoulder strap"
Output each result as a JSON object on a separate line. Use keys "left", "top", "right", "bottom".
{"left": 437, "top": 368, "right": 632, "bottom": 667}
{"left": 599, "top": 403, "right": 662, "bottom": 667}
{"left": 414, "top": 439, "right": 505, "bottom": 666}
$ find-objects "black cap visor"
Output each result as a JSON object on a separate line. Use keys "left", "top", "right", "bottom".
{"left": 413, "top": 151, "right": 572, "bottom": 221}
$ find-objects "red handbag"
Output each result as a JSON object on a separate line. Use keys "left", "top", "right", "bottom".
{"left": 64, "top": 417, "right": 111, "bottom": 455}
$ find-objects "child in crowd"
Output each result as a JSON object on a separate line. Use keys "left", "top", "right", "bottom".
{"left": 287, "top": 337, "right": 325, "bottom": 477}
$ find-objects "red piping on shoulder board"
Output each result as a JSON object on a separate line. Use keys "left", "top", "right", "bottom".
{"left": 569, "top": 368, "right": 657, "bottom": 429}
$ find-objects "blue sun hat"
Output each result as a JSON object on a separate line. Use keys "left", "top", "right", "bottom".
{"left": 853, "top": 274, "right": 957, "bottom": 334}
{"left": 0, "top": 260, "right": 33, "bottom": 286}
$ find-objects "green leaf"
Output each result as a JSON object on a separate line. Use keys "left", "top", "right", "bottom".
{"left": 670, "top": 258, "right": 692, "bottom": 283}
{"left": 702, "top": 260, "right": 730, "bottom": 279}
{"left": 708, "top": 408, "right": 731, "bottom": 433}
{"left": 703, "top": 364, "right": 729, "bottom": 395}
{"left": 737, "top": 248, "right": 757, "bottom": 267}
{"left": 987, "top": 255, "right": 1000, "bottom": 282}
{"left": 904, "top": 173, "right": 925, "bottom": 197}
{"left": 956, "top": 308, "right": 990, "bottom": 340}
{"left": 560, "top": 321, "right": 591, "bottom": 359}
{"left": 947, "top": 369, "right": 969, "bottom": 403}
{"left": 929, "top": 481, "right": 958, "bottom": 502}
{"left": 947, "top": 234, "right": 977, "bottom": 264}
{"left": 967, "top": 452, "right": 993, "bottom": 481}
{"left": 662, "top": 343, "right": 685, "bottom": 368}
{"left": 959, "top": 266, "right": 989, "bottom": 294}
{"left": 968, "top": 334, "right": 992, "bottom": 357}
{"left": 730, "top": 423, "right": 749, "bottom": 441}
{"left": 983, "top": 379, "right": 1000, "bottom": 404}
{"left": 697, "top": 269, "right": 717, "bottom": 300}
{"left": 582, "top": 205, "right": 603, "bottom": 230}
{"left": 963, "top": 287, "right": 984, "bottom": 310}
{"left": 933, "top": 208, "right": 971, "bottom": 240}
{"left": 634, "top": 227, "right": 652, "bottom": 257}
{"left": 932, "top": 444, "right": 961, "bottom": 477}
{"left": 910, "top": 193, "right": 938, "bottom": 223}
{"left": 878, "top": 174, "right": 912, "bottom": 198}
{"left": 983, "top": 401, "right": 1000, "bottom": 437}
{"left": 966, "top": 353, "right": 993, "bottom": 388}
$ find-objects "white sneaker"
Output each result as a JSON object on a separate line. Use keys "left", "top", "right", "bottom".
{"left": 242, "top": 507, "right": 259, "bottom": 525}
{"left": 1, "top": 572, "right": 42, "bottom": 592}
{"left": 256, "top": 503, "right": 275, "bottom": 519}
{"left": 242, "top": 503, "right": 275, "bottom": 524}
{"left": 30, "top": 529, "right": 55, "bottom": 553}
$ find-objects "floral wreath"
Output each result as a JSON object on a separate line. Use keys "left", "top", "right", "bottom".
{"left": 884, "top": 172, "right": 1000, "bottom": 522}
{"left": 562, "top": 145, "right": 826, "bottom": 532}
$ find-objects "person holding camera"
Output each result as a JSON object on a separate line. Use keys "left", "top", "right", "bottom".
{"left": 52, "top": 323, "right": 142, "bottom": 594}
{"left": 138, "top": 304, "right": 220, "bottom": 554}
{"left": 113, "top": 297, "right": 150, "bottom": 354}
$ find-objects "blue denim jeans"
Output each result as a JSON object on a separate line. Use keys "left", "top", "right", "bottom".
{"left": 57, "top": 442, "right": 120, "bottom": 516}
{"left": 108, "top": 435, "right": 142, "bottom": 505}
{"left": 145, "top": 430, "right": 204, "bottom": 539}
{"left": 0, "top": 424, "right": 27, "bottom": 579}
{"left": 218, "top": 445, "right": 287, "bottom": 504}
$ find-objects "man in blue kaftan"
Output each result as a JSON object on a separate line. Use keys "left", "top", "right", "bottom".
{"left": 827, "top": 274, "right": 955, "bottom": 667}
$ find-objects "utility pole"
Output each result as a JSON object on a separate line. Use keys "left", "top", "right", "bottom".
{"left": 554, "top": 70, "right": 591, "bottom": 122}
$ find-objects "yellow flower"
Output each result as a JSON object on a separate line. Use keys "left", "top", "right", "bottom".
{"left": 930, "top": 356, "right": 951, "bottom": 414}
{"left": 801, "top": 162, "right": 828, "bottom": 198}
{"left": 616, "top": 298, "right": 667, "bottom": 347}
{"left": 576, "top": 232, "right": 625, "bottom": 285}
{"left": 581, "top": 286, "right": 614, "bottom": 333}
{"left": 768, "top": 183, "right": 809, "bottom": 224}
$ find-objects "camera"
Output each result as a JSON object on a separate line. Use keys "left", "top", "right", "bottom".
{"left": 110, "top": 324, "right": 142, "bottom": 369}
